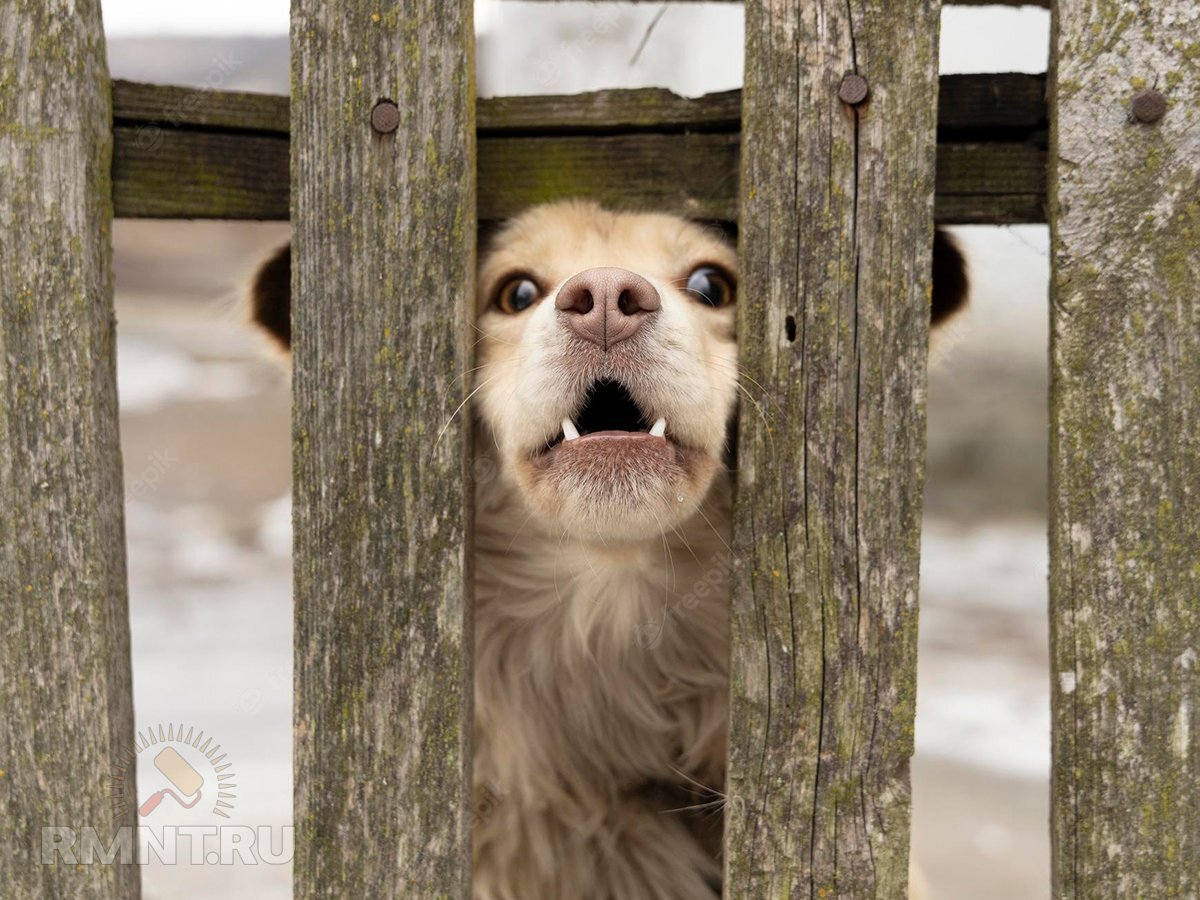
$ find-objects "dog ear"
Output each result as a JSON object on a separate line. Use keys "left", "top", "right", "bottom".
{"left": 249, "top": 242, "right": 292, "bottom": 352}
{"left": 931, "top": 229, "right": 968, "bottom": 327}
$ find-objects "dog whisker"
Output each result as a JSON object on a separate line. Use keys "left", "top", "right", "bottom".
{"left": 434, "top": 373, "right": 500, "bottom": 449}
{"left": 471, "top": 321, "right": 521, "bottom": 347}
{"left": 667, "top": 523, "right": 702, "bottom": 564}
{"left": 666, "top": 764, "right": 725, "bottom": 798}
{"left": 657, "top": 798, "right": 725, "bottom": 816}
{"left": 692, "top": 502, "right": 732, "bottom": 556}
{"left": 503, "top": 509, "right": 538, "bottom": 557}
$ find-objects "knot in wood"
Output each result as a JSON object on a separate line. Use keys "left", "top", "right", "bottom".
{"left": 838, "top": 74, "right": 870, "bottom": 107}
{"left": 1130, "top": 89, "right": 1167, "bottom": 124}
{"left": 370, "top": 100, "right": 400, "bottom": 134}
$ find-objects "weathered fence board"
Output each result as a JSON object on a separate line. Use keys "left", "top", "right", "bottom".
{"left": 728, "top": 0, "right": 940, "bottom": 896}
{"left": 110, "top": 75, "right": 1047, "bottom": 225}
{"left": 112, "top": 72, "right": 1044, "bottom": 137}
{"left": 113, "top": 127, "right": 291, "bottom": 220}
{"left": 112, "top": 80, "right": 290, "bottom": 133}
{"left": 1049, "top": 0, "right": 1200, "bottom": 895}
{"left": 291, "top": 1, "right": 475, "bottom": 897}
{"left": 0, "top": 2, "right": 138, "bottom": 897}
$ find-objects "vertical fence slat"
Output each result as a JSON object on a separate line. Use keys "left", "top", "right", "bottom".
{"left": 728, "top": 1, "right": 941, "bottom": 895}
{"left": 0, "top": 2, "right": 139, "bottom": 896}
{"left": 291, "top": 2, "right": 475, "bottom": 897}
{"left": 1049, "top": 1, "right": 1200, "bottom": 895}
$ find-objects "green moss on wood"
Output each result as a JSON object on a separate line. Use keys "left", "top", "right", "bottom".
{"left": 108, "top": 76, "right": 1049, "bottom": 225}
{"left": 0, "top": 2, "right": 138, "bottom": 897}
{"left": 291, "top": 2, "right": 475, "bottom": 897}
{"left": 726, "top": 1, "right": 938, "bottom": 896}
{"left": 1049, "top": 0, "right": 1200, "bottom": 895}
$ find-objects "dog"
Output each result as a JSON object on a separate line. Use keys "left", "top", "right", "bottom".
{"left": 250, "top": 200, "right": 967, "bottom": 899}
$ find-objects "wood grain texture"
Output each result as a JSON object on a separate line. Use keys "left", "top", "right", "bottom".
{"left": 112, "top": 127, "right": 1041, "bottom": 226}
{"left": 935, "top": 142, "right": 1045, "bottom": 224}
{"left": 109, "top": 76, "right": 1047, "bottom": 224}
{"left": 0, "top": 2, "right": 138, "bottom": 897}
{"left": 478, "top": 87, "right": 741, "bottom": 132}
{"left": 112, "top": 126, "right": 290, "bottom": 219}
{"left": 727, "top": 1, "right": 940, "bottom": 896}
{"left": 291, "top": 2, "right": 475, "bottom": 897}
{"left": 936, "top": 73, "right": 1046, "bottom": 135}
{"left": 478, "top": 132, "right": 740, "bottom": 221}
{"left": 112, "top": 74, "right": 1044, "bottom": 137}
{"left": 112, "top": 80, "right": 289, "bottom": 134}
{"left": 1049, "top": 1, "right": 1200, "bottom": 896}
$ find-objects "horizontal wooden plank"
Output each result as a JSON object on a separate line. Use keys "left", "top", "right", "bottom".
{"left": 112, "top": 79, "right": 288, "bottom": 133}
{"left": 112, "top": 125, "right": 1045, "bottom": 225}
{"left": 478, "top": 75, "right": 1046, "bottom": 136}
{"left": 111, "top": 76, "right": 1048, "bottom": 224}
{"left": 113, "top": 75, "right": 1046, "bottom": 137}
{"left": 477, "top": 87, "right": 741, "bottom": 133}
{"left": 937, "top": 73, "right": 1046, "bottom": 135}
{"left": 479, "top": 132, "right": 739, "bottom": 220}
{"left": 104, "top": 128, "right": 722, "bottom": 221}
{"left": 113, "top": 126, "right": 290, "bottom": 218}
{"left": 936, "top": 143, "right": 1046, "bottom": 223}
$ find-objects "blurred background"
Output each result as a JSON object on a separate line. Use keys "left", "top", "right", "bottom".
{"left": 104, "top": 2, "right": 1051, "bottom": 897}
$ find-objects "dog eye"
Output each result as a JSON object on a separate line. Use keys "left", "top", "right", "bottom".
{"left": 495, "top": 276, "right": 541, "bottom": 314}
{"left": 685, "top": 266, "right": 735, "bottom": 308}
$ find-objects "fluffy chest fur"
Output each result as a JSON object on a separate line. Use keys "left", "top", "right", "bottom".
{"left": 473, "top": 473, "right": 731, "bottom": 803}
{"left": 471, "top": 475, "right": 731, "bottom": 899}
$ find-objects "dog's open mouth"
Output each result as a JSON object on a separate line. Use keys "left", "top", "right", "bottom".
{"left": 534, "top": 379, "right": 670, "bottom": 463}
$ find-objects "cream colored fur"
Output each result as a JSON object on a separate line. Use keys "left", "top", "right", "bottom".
{"left": 471, "top": 202, "right": 738, "bottom": 899}
{"left": 468, "top": 202, "right": 942, "bottom": 899}
{"left": 257, "top": 200, "right": 944, "bottom": 898}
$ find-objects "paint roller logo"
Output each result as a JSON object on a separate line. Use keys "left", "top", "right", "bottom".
{"left": 108, "top": 723, "right": 237, "bottom": 824}
{"left": 139, "top": 747, "right": 204, "bottom": 817}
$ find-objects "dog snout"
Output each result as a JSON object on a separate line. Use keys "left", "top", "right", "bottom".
{"left": 554, "top": 267, "right": 661, "bottom": 349}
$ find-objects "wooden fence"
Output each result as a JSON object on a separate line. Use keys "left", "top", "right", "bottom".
{"left": 1, "top": 0, "right": 1195, "bottom": 897}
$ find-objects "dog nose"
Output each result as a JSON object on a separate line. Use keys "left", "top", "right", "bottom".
{"left": 554, "top": 267, "right": 661, "bottom": 349}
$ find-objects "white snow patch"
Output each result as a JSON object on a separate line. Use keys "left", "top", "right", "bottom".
{"left": 119, "top": 335, "right": 259, "bottom": 413}
{"left": 917, "top": 520, "right": 1051, "bottom": 779}
{"left": 258, "top": 494, "right": 293, "bottom": 560}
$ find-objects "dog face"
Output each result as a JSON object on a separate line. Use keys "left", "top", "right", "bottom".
{"left": 475, "top": 201, "right": 739, "bottom": 541}
{"left": 249, "top": 200, "right": 966, "bottom": 543}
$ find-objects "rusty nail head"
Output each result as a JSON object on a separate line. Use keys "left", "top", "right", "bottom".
{"left": 1130, "top": 89, "right": 1167, "bottom": 124}
{"left": 838, "top": 74, "right": 870, "bottom": 106}
{"left": 371, "top": 100, "right": 400, "bottom": 134}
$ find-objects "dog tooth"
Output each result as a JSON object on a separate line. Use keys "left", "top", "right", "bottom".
{"left": 649, "top": 417, "right": 667, "bottom": 438}
{"left": 562, "top": 418, "right": 580, "bottom": 441}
